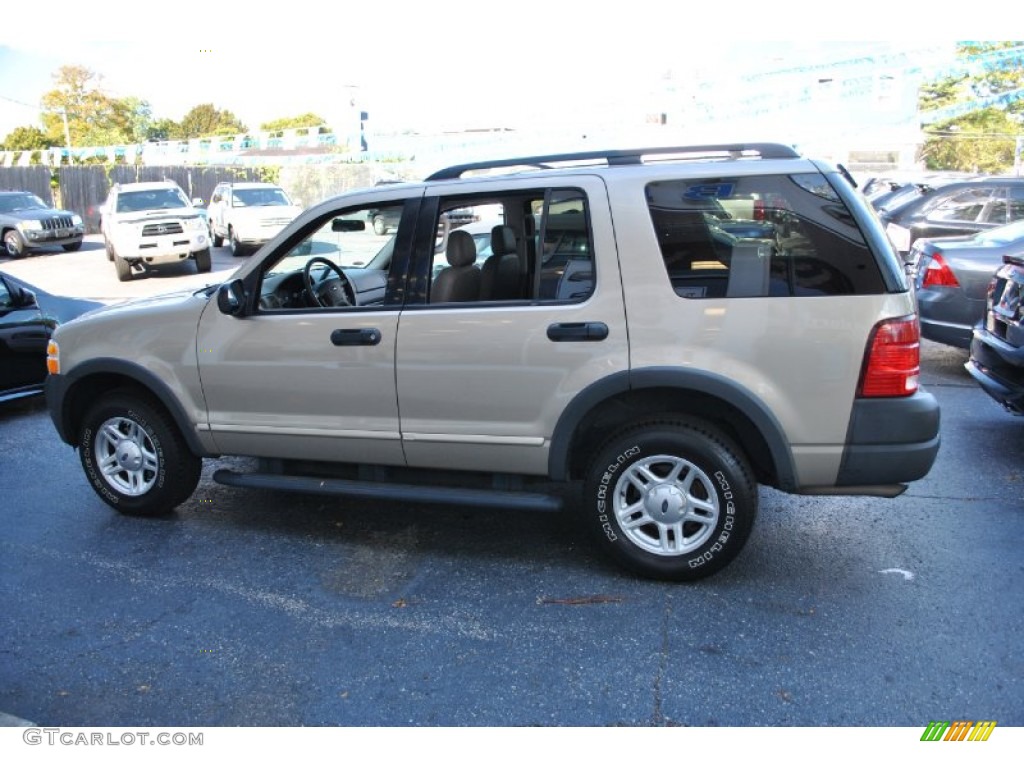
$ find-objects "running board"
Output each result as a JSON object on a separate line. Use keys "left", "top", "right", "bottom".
{"left": 212, "top": 469, "right": 564, "bottom": 512}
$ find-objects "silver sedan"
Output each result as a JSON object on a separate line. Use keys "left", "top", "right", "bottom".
{"left": 910, "top": 219, "right": 1024, "bottom": 349}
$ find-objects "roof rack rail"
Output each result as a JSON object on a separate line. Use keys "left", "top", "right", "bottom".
{"left": 425, "top": 143, "right": 800, "bottom": 181}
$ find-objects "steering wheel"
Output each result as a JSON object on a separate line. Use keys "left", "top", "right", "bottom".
{"left": 302, "top": 257, "right": 354, "bottom": 307}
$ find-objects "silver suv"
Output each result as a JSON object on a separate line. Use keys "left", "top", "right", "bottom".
{"left": 207, "top": 182, "right": 302, "bottom": 257}
{"left": 100, "top": 181, "right": 212, "bottom": 281}
{"left": 46, "top": 144, "right": 940, "bottom": 580}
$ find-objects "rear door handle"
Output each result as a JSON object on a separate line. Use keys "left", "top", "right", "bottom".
{"left": 330, "top": 328, "right": 382, "bottom": 346}
{"left": 546, "top": 322, "right": 608, "bottom": 342}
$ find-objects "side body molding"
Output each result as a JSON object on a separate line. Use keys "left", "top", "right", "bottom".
{"left": 547, "top": 366, "right": 797, "bottom": 489}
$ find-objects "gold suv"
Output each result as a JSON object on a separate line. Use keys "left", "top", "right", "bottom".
{"left": 46, "top": 145, "right": 940, "bottom": 580}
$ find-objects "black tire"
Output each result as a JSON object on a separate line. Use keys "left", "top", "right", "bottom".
{"left": 229, "top": 228, "right": 247, "bottom": 257}
{"left": 372, "top": 215, "right": 388, "bottom": 236}
{"left": 582, "top": 420, "right": 757, "bottom": 581}
{"left": 62, "top": 240, "right": 83, "bottom": 252}
{"left": 212, "top": 230, "right": 224, "bottom": 247}
{"left": 114, "top": 252, "right": 133, "bottom": 281}
{"left": 3, "top": 230, "right": 25, "bottom": 258}
{"left": 78, "top": 392, "right": 201, "bottom": 516}
{"left": 194, "top": 248, "right": 212, "bottom": 273}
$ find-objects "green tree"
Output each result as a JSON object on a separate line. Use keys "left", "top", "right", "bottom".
{"left": 177, "top": 103, "right": 247, "bottom": 139}
{"left": 1, "top": 125, "right": 60, "bottom": 151}
{"left": 39, "top": 65, "right": 134, "bottom": 146}
{"left": 921, "top": 108, "right": 1018, "bottom": 173}
{"left": 146, "top": 117, "right": 181, "bottom": 141}
{"left": 919, "top": 42, "right": 1024, "bottom": 172}
{"left": 260, "top": 113, "right": 327, "bottom": 132}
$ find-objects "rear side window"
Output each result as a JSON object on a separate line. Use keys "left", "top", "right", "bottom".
{"left": 646, "top": 174, "right": 886, "bottom": 298}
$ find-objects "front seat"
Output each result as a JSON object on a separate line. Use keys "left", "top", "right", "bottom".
{"left": 432, "top": 229, "right": 481, "bottom": 303}
{"left": 480, "top": 225, "right": 520, "bottom": 300}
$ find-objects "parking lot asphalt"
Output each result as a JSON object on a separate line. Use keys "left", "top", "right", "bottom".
{"left": 1, "top": 240, "right": 1022, "bottom": 728}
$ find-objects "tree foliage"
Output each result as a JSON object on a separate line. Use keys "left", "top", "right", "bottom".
{"left": 177, "top": 104, "right": 247, "bottom": 139}
{"left": 921, "top": 108, "right": 1018, "bottom": 173}
{"left": 1, "top": 125, "right": 60, "bottom": 151}
{"left": 259, "top": 113, "right": 327, "bottom": 132}
{"left": 919, "top": 42, "right": 1024, "bottom": 172}
{"left": 39, "top": 65, "right": 136, "bottom": 146}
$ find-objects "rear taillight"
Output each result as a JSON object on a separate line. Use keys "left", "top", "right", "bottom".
{"left": 753, "top": 199, "right": 766, "bottom": 221}
{"left": 858, "top": 315, "right": 920, "bottom": 398}
{"left": 921, "top": 251, "right": 959, "bottom": 288}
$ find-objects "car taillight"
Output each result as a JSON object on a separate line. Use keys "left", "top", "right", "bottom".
{"left": 753, "top": 199, "right": 766, "bottom": 221}
{"left": 858, "top": 315, "right": 920, "bottom": 398}
{"left": 921, "top": 251, "right": 959, "bottom": 288}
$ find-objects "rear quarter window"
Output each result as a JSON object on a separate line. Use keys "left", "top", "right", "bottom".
{"left": 646, "top": 173, "right": 886, "bottom": 298}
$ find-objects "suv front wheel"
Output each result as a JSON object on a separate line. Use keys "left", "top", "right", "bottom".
{"left": 583, "top": 420, "right": 756, "bottom": 581}
{"left": 78, "top": 392, "right": 201, "bottom": 516}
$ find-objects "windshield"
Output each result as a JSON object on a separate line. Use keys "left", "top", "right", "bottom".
{"left": 0, "top": 193, "right": 48, "bottom": 213}
{"left": 116, "top": 188, "right": 190, "bottom": 213}
{"left": 232, "top": 188, "right": 292, "bottom": 207}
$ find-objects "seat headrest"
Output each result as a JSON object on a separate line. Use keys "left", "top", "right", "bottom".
{"left": 446, "top": 229, "right": 477, "bottom": 267}
{"left": 490, "top": 225, "right": 516, "bottom": 257}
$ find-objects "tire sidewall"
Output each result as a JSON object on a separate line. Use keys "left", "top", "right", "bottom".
{"left": 79, "top": 398, "right": 177, "bottom": 516}
{"left": 584, "top": 424, "right": 756, "bottom": 580}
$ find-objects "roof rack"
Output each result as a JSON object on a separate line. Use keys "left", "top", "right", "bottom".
{"left": 425, "top": 143, "right": 800, "bottom": 181}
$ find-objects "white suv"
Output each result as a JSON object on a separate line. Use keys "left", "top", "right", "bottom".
{"left": 47, "top": 144, "right": 940, "bottom": 580}
{"left": 100, "top": 181, "right": 211, "bottom": 281}
{"left": 207, "top": 182, "right": 302, "bottom": 257}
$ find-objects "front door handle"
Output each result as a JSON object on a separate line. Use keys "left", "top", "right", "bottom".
{"left": 330, "top": 328, "right": 382, "bottom": 346}
{"left": 546, "top": 322, "right": 609, "bottom": 342}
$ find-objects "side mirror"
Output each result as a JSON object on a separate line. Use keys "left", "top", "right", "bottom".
{"left": 10, "top": 284, "right": 37, "bottom": 309}
{"left": 217, "top": 279, "right": 246, "bottom": 316}
{"left": 192, "top": 197, "right": 205, "bottom": 207}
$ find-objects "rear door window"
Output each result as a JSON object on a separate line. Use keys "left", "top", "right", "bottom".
{"left": 646, "top": 173, "right": 886, "bottom": 298}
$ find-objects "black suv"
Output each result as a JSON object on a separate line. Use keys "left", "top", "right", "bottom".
{"left": 876, "top": 178, "right": 1024, "bottom": 260}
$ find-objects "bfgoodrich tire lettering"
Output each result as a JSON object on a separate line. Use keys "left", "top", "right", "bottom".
{"left": 78, "top": 393, "right": 201, "bottom": 516}
{"left": 583, "top": 421, "right": 757, "bottom": 581}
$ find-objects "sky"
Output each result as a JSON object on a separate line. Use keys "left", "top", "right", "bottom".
{"left": 0, "top": 2, "right": 1015, "bottom": 145}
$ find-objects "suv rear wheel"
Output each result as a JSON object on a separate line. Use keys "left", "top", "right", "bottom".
{"left": 583, "top": 420, "right": 756, "bottom": 581}
{"left": 78, "top": 392, "right": 201, "bottom": 516}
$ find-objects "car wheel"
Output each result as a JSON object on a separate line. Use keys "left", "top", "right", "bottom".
{"left": 212, "top": 230, "right": 224, "bottom": 247}
{"left": 62, "top": 240, "right": 83, "bottom": 252}
{"left": 105, "top": 239, "right": 115, "bottom": 262}
{"left": 194, "top": 248, "right": 212, "bottom": 273}
{"left": 582, "top": 420, "right": 757, "bottom": 581}
{"left": 78, "top": 392, "right": 201, "bottom": 516}
{"left": 229, "top": 228, "right": 246, "bottom": 257}
{"left": 114, "top": 252, "right": 134, "bottom": 282}
{"left": 372, "top": 215, "right": 388, "bottom": 236}
{"left": 3, "top": 230, "right": 26, "bottom": 258}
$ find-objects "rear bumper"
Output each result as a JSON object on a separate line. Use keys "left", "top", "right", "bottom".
{"left": 834, "top": 392, "right": 941, "bottom": 486}
{"left": 967, "top": 328, "right": 1024, "bottom": 415}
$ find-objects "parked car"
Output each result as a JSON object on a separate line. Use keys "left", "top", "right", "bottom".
{"left": 966, "top": 252, "right": 1024, "bottom": 415}
{"left": 100, "top": 181, "right": 212, "bottom": 281}
{"left": 909, "top": 219, "right": 1024, "bottom": 349}
{"left": 46, "top": 143, "right": 939, "bottom": 581}
{"left": 0, "top": 272, "right": 100, "bottom": 402}
{"left": 876, "top": 177, "right": 1024, "bottom": 261}
{"left": 207, "top": 182, "right": 302, "bottom": 257}
{"left": 0, "top": 191, "right": 84, "bottom": 258}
